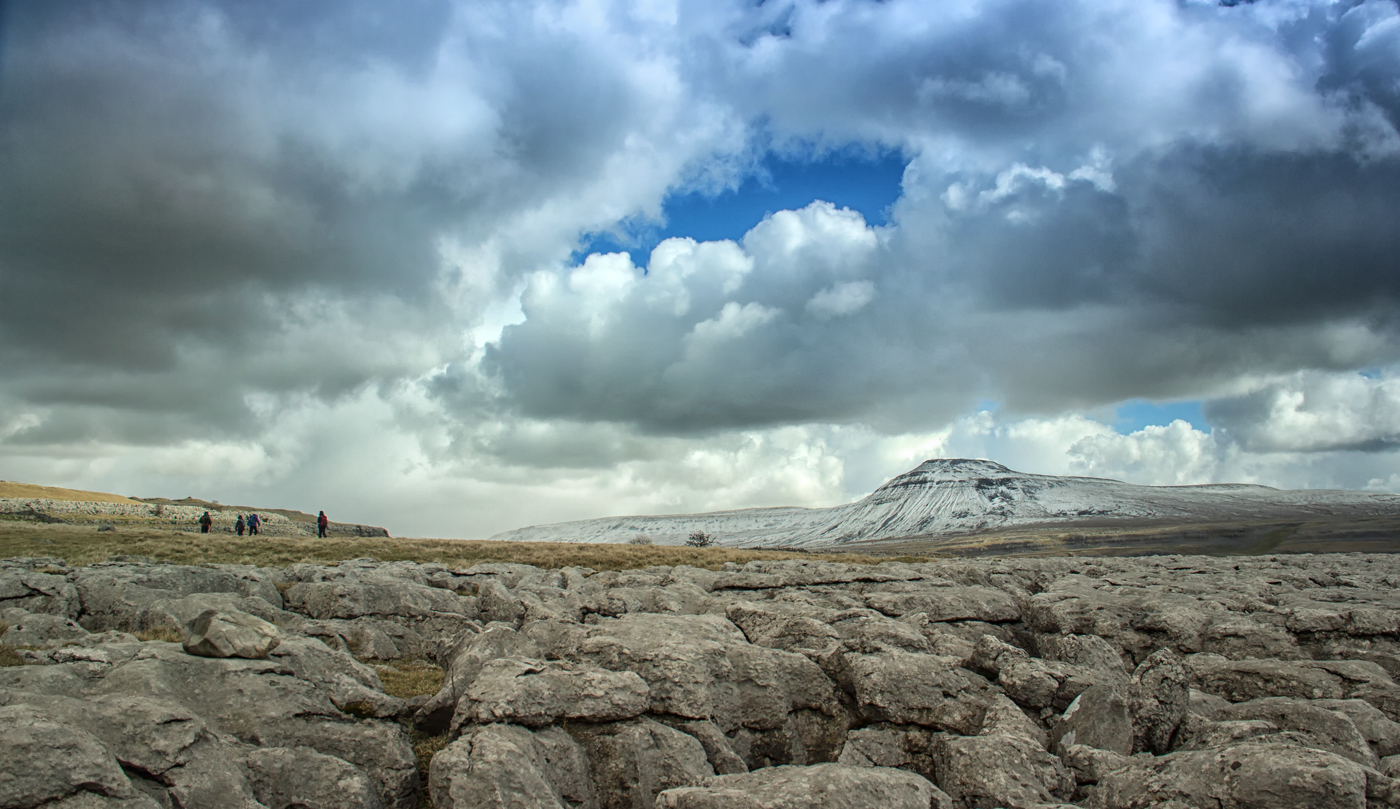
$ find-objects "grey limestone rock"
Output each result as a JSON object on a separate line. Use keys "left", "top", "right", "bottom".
{"left": 575, "top": 613, "right": 842, "bottom": 738}
{"left": 654, "top": 763, "right": 951, "bottom": 809}
{"left": 657, "top": 718, "right": 750, "bottom": 775}
{"left": 1036, "top": 633, "right": 1129, "bottom": 682}
{"left": 725, "top": 601, "right": 840, "bottom": 654}
{"left": 14, "top": 552, "right": 1400, "bottom": 809}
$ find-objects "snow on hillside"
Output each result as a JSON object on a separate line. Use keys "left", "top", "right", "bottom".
{"left": 488, "top": 459, "right": 1400, "bottom": 548}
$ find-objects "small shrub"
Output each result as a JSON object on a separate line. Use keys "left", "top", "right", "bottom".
{"left": 628, "top": 534, "right": 654, "bottom": 545}
{"left": 686, "top": 531, "right": 716, "bottom": 548}
{"left": 0, "top": 644, "right": 25, "bottom": 667}
{"left": 339, "top": 700, "right": 377, "bottom": 719}
{"left": 134, "top": 626, "right": 183, "bottom": 643}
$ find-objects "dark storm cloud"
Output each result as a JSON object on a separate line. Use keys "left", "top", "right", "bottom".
{"left": 0, "top": 1, "right": 460, "bottom": 420}
{"left": 0, "top": 0, "right": 731, "bottom": 444}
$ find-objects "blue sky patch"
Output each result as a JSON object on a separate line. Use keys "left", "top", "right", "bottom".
{"left": 574, "top": 149, "right": 907, "bottom": 268}
{"left": 1114, "top": 399, "right": 1209, "bottom": 434}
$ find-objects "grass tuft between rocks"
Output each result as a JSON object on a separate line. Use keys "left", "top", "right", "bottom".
{"left": 410, "top": 729, "right": 451, "bottom": 808}
{"left": 375, "top": 659, "right": 446, "bottom": 700}
{"left": 133, "top": 626, "right": 183, "bottom": 643}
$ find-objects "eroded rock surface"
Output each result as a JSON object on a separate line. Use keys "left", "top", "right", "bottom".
{"left": 5, "top": 552, "right": 1400, "bottom": 808}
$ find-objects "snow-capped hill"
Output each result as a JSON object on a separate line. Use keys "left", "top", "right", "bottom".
{"left": 489, "top": 459, "right": 1400, "bottom": 548}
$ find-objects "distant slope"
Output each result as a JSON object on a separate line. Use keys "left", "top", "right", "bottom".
{"left": 0, "top": 481, "right": 137, "bottom": 505}
{"left": 490, "top": 459, "right": 1400, "bottom": 549}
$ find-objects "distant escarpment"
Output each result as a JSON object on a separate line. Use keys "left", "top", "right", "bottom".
{"left": 0, "top": 494, "right": 389, "bottom": 538}
{"left": 5, "top": 552, "right": 1400, "bottom": 808}
{"left": 491, "top": 459, "right": 1400, "bottom": 550}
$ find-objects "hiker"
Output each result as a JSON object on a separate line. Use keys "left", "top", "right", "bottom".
{"left": 247, "top": 513, "right": 260, "bottom": 536}
{"left": 199, "top": 511, "right": 212, "bottom": 534}
{"left": 235, "top": 515, "right": 245, "bottom": 536}
{"left": 317, "top": 510, "right": 328, "bottom": 538}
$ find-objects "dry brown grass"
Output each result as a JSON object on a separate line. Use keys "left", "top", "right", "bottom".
{"left": 0, "top": 482, "right": 138, "bottom": 504}
{"left": 0, "top": 521, "right": 916, "bottom": 570}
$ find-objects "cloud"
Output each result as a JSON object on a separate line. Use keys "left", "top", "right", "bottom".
{"left": 4, "top": 0, "right": 1400, "bottom": 537}
{"left": 1207, "top": 370, "right": 1400, "bottom": 453}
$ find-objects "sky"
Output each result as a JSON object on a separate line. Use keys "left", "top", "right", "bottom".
{"left": 2, "top": 0, "right": 1400, "bottom": 539}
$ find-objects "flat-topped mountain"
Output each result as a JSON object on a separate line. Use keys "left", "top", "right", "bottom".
{"left": 491, "top": 458, "right": 1400, "bottom": 549}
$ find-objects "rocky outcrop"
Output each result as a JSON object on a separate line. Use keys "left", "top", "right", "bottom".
{"left": 6, "top": 552, "right": 1400, "bottom": 808}
{"left": 0, "top": 497, "right": 390, "bottom": 537}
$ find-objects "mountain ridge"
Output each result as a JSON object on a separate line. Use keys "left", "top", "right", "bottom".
{"left": 490, "top": 458, "right": 1400, "bottom": 548}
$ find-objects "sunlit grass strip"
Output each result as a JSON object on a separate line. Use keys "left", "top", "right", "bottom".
{"left": 0, "top": 522, "right": 921, "bottom": 570}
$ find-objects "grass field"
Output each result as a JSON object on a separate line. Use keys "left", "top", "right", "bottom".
{"left": 0, "top": 520, "right": 916, "bottom": 570}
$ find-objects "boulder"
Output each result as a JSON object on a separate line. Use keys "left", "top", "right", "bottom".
{"left": 71, "top": 563, "right": 281, "bottom": 632}
{"left": 1, "top": 608, "right": 93, "bottom": 648}
{"left": 3, "top": 691, "right": 265, "bottom": 808}
{"left": 1314, "top": 698, "right": 1400, "bottom": 757}
{"left": 455, "top": 657, "right": 651, "bottom": 730}
{"left": 430, "top": 723, "right": 593, "bottom": 809}
{"left": 244, "top": 746, "right": 385, "bottom": 809}
{"left": 931, "top": 733, "right": 1075, "bottom": 809}
{"left": 416, "top": 624, "right": 540, "bottom": 733}
{"left": 0, "top": 705, "right": 160, "bottom": 809}
{"left": 567, "top": 718, "right": 715, "bottom": 808}
{"left": 726, "top": 602, "right": 840, "bottom": 654}
{"left": 836, "top": 651, "right": 991, "bottom": 735}
{"left": 574, "top": 614, "right": 842, "bottom": 737}
{"left": 865, "top": 586, "right": 1021, "bottom": 624}
{"left": 183, "top": 609, "right": 281, "bottom": 659}
{"left": 0, "top": 567, "right": 82, "bottom": 619}
{"left": 1218, "top": 697, "right": 1378, "bottom": 768}
{"left": 282, "top": 577, "right": 472, "bottom": 621}
{"left": 1050, "top": 684, "right": 1132, "bottom": 757}
{"left": 1192, "top": 657, "right": 1347, "bottom": 702}
{"left": 1128, "top": 648, "right": 1189, "bottom": 755}
{"left": 1093, "top": 739, "right": 1369, "bottom": 809}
